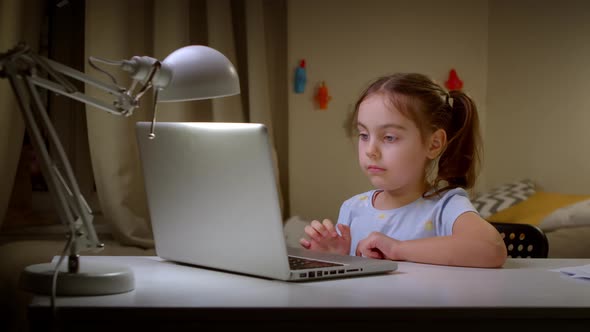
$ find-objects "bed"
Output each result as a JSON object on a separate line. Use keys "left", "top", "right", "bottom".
{"left": 469, "top": 179, "right": 590, "bottom": 258}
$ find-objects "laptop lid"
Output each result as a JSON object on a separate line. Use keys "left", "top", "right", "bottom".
{"left": 135, "top": 122, "right": 397, "bottom": 281}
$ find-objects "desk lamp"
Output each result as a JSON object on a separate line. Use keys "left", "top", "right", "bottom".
{"left": 0, "top": 42, "right": 240, "bottom": 296}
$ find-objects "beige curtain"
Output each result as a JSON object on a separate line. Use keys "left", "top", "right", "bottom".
{"left": 0, "top": 0, "right": 43, "bottom": 229}
{"left": 85, "top": 0, "right": 287, "bottom": 248}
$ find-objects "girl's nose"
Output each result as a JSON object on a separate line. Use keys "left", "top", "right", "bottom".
{"left": 365, "top": 141, "right": 379, "bottom": 158}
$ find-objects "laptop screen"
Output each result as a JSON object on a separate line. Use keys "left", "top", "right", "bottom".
{"left": 135, "top": 122, "right": 292, "bottom": 279}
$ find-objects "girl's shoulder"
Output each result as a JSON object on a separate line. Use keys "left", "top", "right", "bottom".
{"left": 429, "top": 187, "right": 475, "bottom": 215}
{"left": 430, "top": 187, "right": 469, "bottom": 201}
{"left": 426, "top": 187, "right": 471, "bottom": 207}
{"left": 439, "top": 187, "right": 470, "bottom": 200}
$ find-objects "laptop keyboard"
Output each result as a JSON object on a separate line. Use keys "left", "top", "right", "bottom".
{"left": 288, "top": 256, "right": 344, "bottom": 270}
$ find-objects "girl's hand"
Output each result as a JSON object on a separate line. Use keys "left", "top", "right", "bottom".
{"left": 355, "top": 231, "right": 401, "bottom": 260}
{"left": 299, "top": 219, "right": 351, "bottom": 255}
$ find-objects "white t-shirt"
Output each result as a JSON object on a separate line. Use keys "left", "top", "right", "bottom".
{"left": 336, "top": 187, "right": 477, "bottom": 256}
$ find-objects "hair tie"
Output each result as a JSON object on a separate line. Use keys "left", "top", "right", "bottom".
{"left": 445, "top": 92, "right": 454, "bottom": 108}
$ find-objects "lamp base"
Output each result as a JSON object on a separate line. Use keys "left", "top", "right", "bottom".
{"left": 20, "top": 259, "right": 135, "bottom": 296}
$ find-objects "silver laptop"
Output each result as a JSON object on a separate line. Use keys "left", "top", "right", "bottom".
{"left": 135, "top": 121, "right": 397, "bottom": 281}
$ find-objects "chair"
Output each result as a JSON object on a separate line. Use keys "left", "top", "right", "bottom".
{"left": 490, "top": 222, "right": 549, "bottom": 258}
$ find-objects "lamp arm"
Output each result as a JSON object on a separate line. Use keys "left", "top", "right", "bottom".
{"left": 4, "top": 64, "right": 101, "bottom": 270}
{"left": 31, "top": 54, "right": 141, "bottom": 116}
{"left": 0, "top": 43, "right": 160, "bottom": 272}
{"left": 29, "top": 75, "right": 132, "bottom": 115}
{"left": 24, "top": 75, "right": 100, "bottom": 255}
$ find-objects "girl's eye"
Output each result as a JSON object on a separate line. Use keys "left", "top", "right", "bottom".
{"left": 359, "top": 133, "right": 369, "bottom": 140}
{"left": 384, "top": 135, "right": 397, "bottom": 142}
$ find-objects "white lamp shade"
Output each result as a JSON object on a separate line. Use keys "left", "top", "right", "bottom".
{"left": 155, "top": 45, "right": 240, "bottom": 102}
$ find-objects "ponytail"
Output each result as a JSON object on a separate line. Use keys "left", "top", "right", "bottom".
{"left": 431, "top": 90, "right": 482, "bottom": 195}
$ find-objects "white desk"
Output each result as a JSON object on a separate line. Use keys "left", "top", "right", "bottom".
{"left": 27, "top": 256, "right": 590, "bottom": 331}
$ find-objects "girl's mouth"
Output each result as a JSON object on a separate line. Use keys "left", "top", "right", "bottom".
{"left": 367, "top": 165, "right": 386, "bottom": 173}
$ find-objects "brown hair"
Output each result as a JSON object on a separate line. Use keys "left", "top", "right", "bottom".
{"left": 350, "top": 73, "right": 482, "bottom": 197}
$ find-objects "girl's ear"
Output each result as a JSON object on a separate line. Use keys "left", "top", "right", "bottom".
{"left": 427, "top": 129, "right": 447, "bottom": 160}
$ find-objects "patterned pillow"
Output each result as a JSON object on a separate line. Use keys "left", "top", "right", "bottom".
{"left": 471, "top": 179, "right": 536, "bottom": 218}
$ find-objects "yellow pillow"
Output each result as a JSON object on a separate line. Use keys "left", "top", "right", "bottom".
{"left": 487, "top": 191, "right": 590, "bottom": 226}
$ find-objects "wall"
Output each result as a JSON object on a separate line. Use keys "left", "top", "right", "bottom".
{"left": 287, "top": 0, "right": 489, "bottom": 221}
{"left": 486, "top": 0, "right": 590, "bottom": 193}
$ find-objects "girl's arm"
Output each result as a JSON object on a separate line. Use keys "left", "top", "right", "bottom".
{"left": 357, "top": 212, "right": 507, "bottom": 268}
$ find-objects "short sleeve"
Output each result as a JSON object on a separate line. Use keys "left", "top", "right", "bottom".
{"left": 436, "top": 188, "right": 478, "bottom": 236}
{"left": 335, "top": 199, "right": 353, "bottom": 234}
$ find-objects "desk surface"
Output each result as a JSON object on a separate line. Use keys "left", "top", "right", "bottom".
{"left": 28, "top": 256, "right": 590, "bottom": 330}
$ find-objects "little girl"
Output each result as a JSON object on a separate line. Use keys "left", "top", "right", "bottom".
{"left": 300, "top": 73, "right": 507, "bottom": 268}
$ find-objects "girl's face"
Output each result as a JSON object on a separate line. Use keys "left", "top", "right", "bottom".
{"left": 356, "top": 94, "right": 431, "bottom": 193}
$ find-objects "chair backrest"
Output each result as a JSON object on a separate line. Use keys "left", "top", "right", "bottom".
{"left": 490, "top": 222, "right": 549, "bottom": 258}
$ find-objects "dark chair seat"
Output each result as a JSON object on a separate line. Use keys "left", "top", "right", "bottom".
{"left": 490, "top": 222, "right": 549, "bottom": 258}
